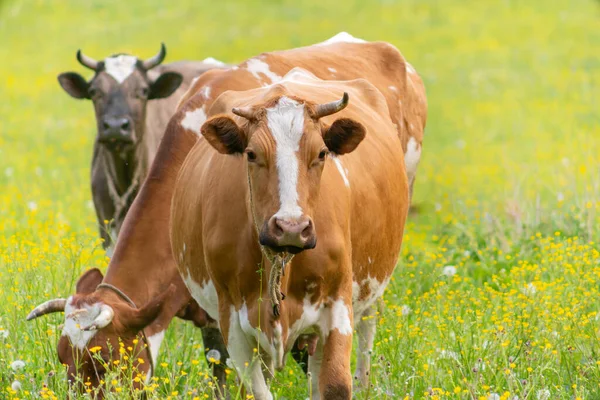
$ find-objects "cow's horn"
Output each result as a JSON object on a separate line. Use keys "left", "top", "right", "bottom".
{"left": 26, "top": 299, "right": 67, "bottom": 321}
{"left": 76, "top": 50, "right": 99, "bottom": 71}
{"left": 82, "top": 304, "right": 114, "bottom": 331}
{"left": 142, "top": 43, "right": 166, "bottom": 70}
{"left": 314, "top": 92, "right": 349, "bottom": 119}
{"left": 232, "top": 106, "right": 256, "bottom": 120}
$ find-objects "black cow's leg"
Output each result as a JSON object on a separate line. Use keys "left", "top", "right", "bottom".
{"left": 201, "top": 326, "right": 230, "bottom": 399}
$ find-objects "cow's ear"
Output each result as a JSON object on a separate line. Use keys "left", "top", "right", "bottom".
{"left": 149, "top": 72, "right": 183, "bottom": 100}
{"left": 323, "top": 118, "right": 366, "bottom": 155}
{"left": 201, "top": 116, "right": 247, "bottom": 154}
{"left": 75, "top": 268, "right": 104, "bottom": 294}
{"left": 122, "top": 285, "right": 176, "bottom": 332}
{"left": 58, "top": 72, "right": 90, "bottom": 99}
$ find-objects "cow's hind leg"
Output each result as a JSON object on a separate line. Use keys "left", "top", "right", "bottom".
{"left": 224, "top": 307, "right": 272, "bottom": 400}
{"left": 353, "top": 304, "right": 376, "bottom": 388}
{"left": 319, "top": 329, "right": 353, "bottom": 399}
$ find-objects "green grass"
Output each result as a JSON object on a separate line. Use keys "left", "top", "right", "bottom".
{"left": 1, "top": 0, "right": 600, "bottom": 398}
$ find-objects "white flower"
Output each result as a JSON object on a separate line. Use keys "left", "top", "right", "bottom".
{"left": 463, "top": 250, "right": 471, "bottom": 257}
{"left": 434, "top": 203, "right": 442, "bottom": 212}
{"left": 0, "top": 329, "right": 8, "bottom": 339}
{"left": 488, "top": 394, "right": 500, "bottom": 400}
{"left": 206, "top": 349, "right": 221, "bottom": 362}
{"left": 536, "top": 389, "right": 550, "bottom": 400}
{"left": 27, "top": 201, "right": 37, "bottom": 211}
{"left": 523, "top": 283, "right": 537, "bottom": 296}
{"left": 11, "top": 380, "right": 21, "bottom": 391}
{"left": 5, "top": 167, "right": 13, "bottom": 177}
{"left": 456, "top": 139, "right": 466, "bottom": 149}
{"left": 557, "top": 192, "right": 564, "bottom": 202}
{"left": 11, "top": 360, "right": 25, "bottom": 371}
{"left": 442, "top": 265, "right": 457, "bottom": 277}
{"left": 401, "top": 305, "right": 411, "bottom": 316}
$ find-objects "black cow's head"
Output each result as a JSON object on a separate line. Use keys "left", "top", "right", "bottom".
{"left": 58, "top": 44, "right": 183, "bottom": 150}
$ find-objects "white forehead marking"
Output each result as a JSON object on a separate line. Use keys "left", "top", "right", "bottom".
{"left": 104, "top": 55, "right": 137, "bottom": 84}
{"left": 318, "top": 31, "right": 366, "bottom": 46}
{"left": 246, "top": 58, "right": 282, "bottom": 84}
{"left": 405, "top": 137, "right": 421, "bottom": 183}
{"left": 202, "top": 57, "right": 226, "bottom": 66}
{"left": 180, "top": 106, "right": 207, "bottom": 136}
{"left": 333, "top": 157, "right": 350, "bottom": 187}
{"left": 267, "top": 97, "right": 305, "bottom": 220}
{"left": 62, "top": 297, "right": 101, "bottom": 350}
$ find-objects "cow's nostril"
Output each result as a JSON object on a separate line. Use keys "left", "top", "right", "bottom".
{"left": 301, "top": 220, "right": 313, "bottom": 239}
{"left": 102, "top": 122, "right": 110, "bottom": 130}
{"left": 121, "top": 120, "right": 130, "bottom": 130}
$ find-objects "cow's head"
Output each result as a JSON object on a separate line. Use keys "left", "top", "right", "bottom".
{"left": 201, "top": 91, "right": 365, "bottom": 254}
{"left": 58, "top": 44, "right": 183, "bottom": 151}
{"left": 27, "top": 269, "right": 175, "bottom": 397}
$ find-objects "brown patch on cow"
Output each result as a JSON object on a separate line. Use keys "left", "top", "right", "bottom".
{"left": 358, "top": 281, "right": 371, "bottom": 302}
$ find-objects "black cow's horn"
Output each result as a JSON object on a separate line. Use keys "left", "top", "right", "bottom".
{"left": 26, "top": 298, "right": 67, "bottom": 320}
{"left": 314, "top": 92, "right": 349, "bottom": 119}
{"left": 142, "top": 43, "right": 166, "bottom": 70}
{"left": 76, "top": 50, "right": 99, "bottom": 70}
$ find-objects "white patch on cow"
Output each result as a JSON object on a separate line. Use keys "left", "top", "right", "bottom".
{"left": 104, "top": 55, "right": 137, "bottom": 84}
{"left": 405, "top": 137, "right": 421, "bottom": 184}
{"left": 330, "top": 299, "right": 353, "bottom": 335}
{"left": 332, "top": 157, "right": 350, "bottom": 188}
{"left": 239, "top": 303, "right": 275, "bottom": 371}
{"left": 266, "top": 97, "right": 305, "bottom": 219}
{"left": 228, "top": 305, "right": 273, "bottom": 400}
{"left": 246, "top": 58, "right": 282, "bottom": 84}
{"left": 146, "top": 330, "right": 164, "bottom": 370}
{"left": 279, "top": 67, "right": 318, "bottom": 85}
{"left": 368, "top": 256, "right": 373, "bottom": 264}
{"left": 318, "top": 31, "right": 367, "bottom": 46}
{"left": 180, "top": 106, "right": 207, "bottom": 136}
{"left": 354, "top": 305, "right": 376, "bottom": 386}
{"left": 328, "top": 67, "right": 337, "bottom": 73}
{"left": 273, "top": 323, "right": 284, "bottom": 369}
{"left": 388, "top": 85, "right": 398, "bottom": 92}
{"left": 406, "top": 62, "right": 416, "bottom": 74}
{"left": 353, "top": 275, "right": 391, "bottom": 319}
{"left": 202, "top": 57, "right": 226, "bottom": 66}
{"left": 201, "top": 85, "right": 211, "bottom": 99}
{"left": 62, "top": 297, "right": 102, "bottom": 350}
{"left": 182, "top": 273, "right": 219, "bottom": 320}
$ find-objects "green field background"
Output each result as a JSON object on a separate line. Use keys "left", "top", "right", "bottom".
{"left": 1, "top": 0, "right": 600, "bottom": 398}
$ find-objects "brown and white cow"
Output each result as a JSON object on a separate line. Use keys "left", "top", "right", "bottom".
{"left": 168, "top": 33, "right": 424, "bottom": 399}
{"left": 27, "top": 47, "right": 231, "bottom": 397}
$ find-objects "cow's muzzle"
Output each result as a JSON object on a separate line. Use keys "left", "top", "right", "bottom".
{"left": 98, "top": 116, "right": 134, "bottom": 146}
{"left": 259, "top": 215, "right": 316, "bottom": 254}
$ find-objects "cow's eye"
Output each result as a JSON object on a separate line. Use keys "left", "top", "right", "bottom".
{"left": 318, "top": 149, "right": 328, "bottom": 160}
{"left": 88, "top": 87, "right": 99, "bottom": 98}
{"left": 245, "top": 150, "right": 257, "bottom": 162}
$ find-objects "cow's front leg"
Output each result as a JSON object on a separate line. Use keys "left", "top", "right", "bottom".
{"left": 318, "top": 300, "right": 353, "bottom": 399}
{"left": 353, "top": 304, "right": 376, "bottom": 388}
{"left": 221, "top": 305, "right": 272, "bottom": 400}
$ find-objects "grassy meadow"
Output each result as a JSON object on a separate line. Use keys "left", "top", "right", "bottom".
{"left": 1, "top": 0, "right": 600, "bottom": 398}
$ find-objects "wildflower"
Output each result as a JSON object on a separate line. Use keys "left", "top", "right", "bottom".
{"left": 27, "top": 201, "right": 38, "bottom": 211}
{"left": 0, "top": 329, "right": 8, "bottom": 339}
{"left": 522, "top": 283, "right": 536, "bottom": 296}
{"left": 442, "top": 265, "right": 457, "bottom": 277}
{"left": 206, "top": 349, "right": 221, "bottom": 363}
{"left": 401, "top": 305, "right": 411, "bottom": 316}
{"left": 11, "top": 360, "right": 25, "bottom": 371}
{"left": 11, "top": 380, "right": 22, "bottom": 391}
{"left": 488, "top": 394, "right": 500, "bottom": 400}
{"left": 536, "top": 389, "right": 550, "bottom": 400}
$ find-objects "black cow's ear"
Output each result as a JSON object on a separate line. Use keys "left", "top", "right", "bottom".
{"left": 75, "top": 268, "right": 104, "bottom": 294}
{"left": 148, "top": 72, "right": 183, "bottom": 99}
{"left": 201, "top": 115, "right": 247, "bottom": 154}
{"left": 323, "top": 118, "right": 366, "bottom": 155}
{"left": 58, "top": 72, "right": 90, "bottom": 99}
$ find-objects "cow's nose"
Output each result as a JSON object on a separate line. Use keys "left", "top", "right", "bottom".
{"left": 100, "top": 116, "right": 133, "bottom": 142}
{"left": 259, "top": 215, "right": 316, "bottom": 253}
